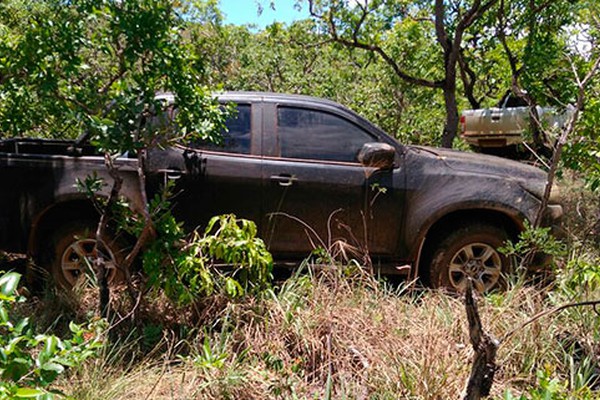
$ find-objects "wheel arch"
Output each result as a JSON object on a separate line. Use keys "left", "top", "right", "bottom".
{"left": 417, "top": 208, "right": 523, "bottom": 283}
{"left": 28, "top": 199, "right": 100, "bottom": 262}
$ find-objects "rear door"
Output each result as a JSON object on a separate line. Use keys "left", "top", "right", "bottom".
{"left": 147, "top": 102, "right": 264, "bottom": 232}
{"left": 261, "top": 103, "right": 380, "bottom": 259}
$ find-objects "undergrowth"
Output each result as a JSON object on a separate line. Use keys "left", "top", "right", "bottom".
{"left": 36, "top": 257, "right": 598, "bottom": 400}
{"left": 5, "top": 175, "right": 600, "bottom": 399}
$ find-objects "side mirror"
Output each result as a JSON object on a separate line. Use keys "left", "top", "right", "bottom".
{"left": 357, "top": 142, "right": 395, "bottom": 169}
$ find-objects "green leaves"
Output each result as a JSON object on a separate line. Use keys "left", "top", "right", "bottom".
{"left": 499, "top": 221, "right": 566, "bottom": 268}
{"left": 0, "top": 0, "right": 226, "bottom": 153}
{"left": 0, "top": 271, "right": 20, "bottom": 300}
{"left": 13, "top": 388, "right": 46, "bottom": 399}
{"left": 0, "top": 270, "right": 104, "bottom": 399}
{"left": 142, "top": 187, "right": 273, "bottom": 305}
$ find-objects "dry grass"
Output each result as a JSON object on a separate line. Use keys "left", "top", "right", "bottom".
{"left": 53, "top": 265, "right": 600, "bottom": 400}
{"left": 23, "top": 175, "right": 600, "bottom": 399}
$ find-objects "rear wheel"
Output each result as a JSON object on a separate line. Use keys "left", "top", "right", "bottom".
{"left": 43, "top": 221, "right": 125, "bottom": 289}
{"left": 427, "top": 224, "right": 511, "bottom": 293}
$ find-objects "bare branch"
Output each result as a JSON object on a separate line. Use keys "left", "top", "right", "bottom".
{"left": 533, "top": 51, "right": 600, "bottom": 228}
{"left": 457, "top": 0, "right": 482, "bottom": 32}
{"left": 120, "top": 148, "right": 156, "bottom": 272}
{"left": 352, "top": 0, "right": 369, "bottom": 43}
{"left": 98, "top": 65, "right": 127, "bottom": 96}
{"left": 497, "top": 0, "right": 519, "bottom": 82}
{"left": 98, "top": 38, "right": 127, "bottom": 95}
{"left": 307, "top": 0, "right": 322, "bottom": 19}
{"left": 55, "top": 92, "right": 95, "bottom": 115}
{"left": 501, "top": 300, "right": 600, "bottom": 345}
{"left": 332, "top": 36, "right": 442, "bottom": 88}
{"left": 458, "top": 51, "right": 481, "bottom": 108}
{"left": 452, "top": 0, "right": 499, "bottom": 68}
{"left": 309, "top": 0, "right": 440, "bottom": 89}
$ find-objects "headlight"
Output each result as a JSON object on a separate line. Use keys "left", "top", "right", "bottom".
{"left": 519, "top": 180, "right": 562, "bottom": 204}
{"left": 548, "top": 182, "right": 561, "bottom": 204}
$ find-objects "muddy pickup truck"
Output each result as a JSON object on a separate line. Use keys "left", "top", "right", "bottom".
{"left": 0, "top": 92, "right": 563, "bottom": 292}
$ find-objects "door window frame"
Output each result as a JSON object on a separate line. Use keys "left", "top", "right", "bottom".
{"left": 261, "top": 103, "right": 380, "bottom": 165}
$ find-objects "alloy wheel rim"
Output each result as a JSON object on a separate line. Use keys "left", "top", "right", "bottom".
{"left": 60, "top": 238, "right": 117, "bottom": 286}
{"left": 447, "top": 242, "right": 502, "bottom": 292}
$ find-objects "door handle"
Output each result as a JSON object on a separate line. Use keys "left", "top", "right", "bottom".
{"left": 161, "top": 169, "right": 182, "bottom": 181}
{"left": 270, "top": 174, "right": 297, "bottom": 187}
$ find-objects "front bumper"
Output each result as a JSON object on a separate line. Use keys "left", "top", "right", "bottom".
{"left": 528, "top": 203, "right": 565, "bottom": 271}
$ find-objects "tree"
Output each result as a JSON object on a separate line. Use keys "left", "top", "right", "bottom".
{"left": 0, "top": 0, "right": 227, "bottom": 313}
{"left": 189, "top": 9, "right": 446, "bottom": 146}
{"left": 305, "top": 0, "right": 500, "bottom": 148}
{"left": 490, "top": 0, "right": 580, "bottom": 155}
{"left": 544, "top": 1, "right": 600, "bottom": 191}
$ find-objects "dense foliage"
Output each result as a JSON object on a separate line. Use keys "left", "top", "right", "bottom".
{"left": 0, "top": 271, "right": 103, "bottom": 399}
{"left": 190, "top": 0, "right": 600, "bottom": 165}
{"left": 141, "top": 191, "right": 273, "bottom": 305}
{"left": 0, "top": 0, "right": 226, "bottom": 148}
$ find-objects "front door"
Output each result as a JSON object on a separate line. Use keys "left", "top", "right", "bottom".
{"left": 261, "top": 104, "right": 380, "bottom": 259}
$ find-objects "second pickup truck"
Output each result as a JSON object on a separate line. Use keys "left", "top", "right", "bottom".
{"left": 460, "top": 95, "right": 573, "bottom": 155}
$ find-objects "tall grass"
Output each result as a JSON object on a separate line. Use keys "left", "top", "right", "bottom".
{"left": 24, "top": 175, "right": 600, "bottom": 398}
{"left": 49, "top": 260, "right": 599, "bottom": 399}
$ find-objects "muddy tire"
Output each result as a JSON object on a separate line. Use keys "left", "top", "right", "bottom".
{"left": 43, "top": 221, "right": 125, "bottom": 289}
{"left": 428, "top": 224, "right": 511, "bottom": 293}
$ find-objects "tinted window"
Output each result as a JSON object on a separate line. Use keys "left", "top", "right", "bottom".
{"left": 197, "top": 104, "right": 251, "bottom": 154}
{"left": 277, "top": 107, "right": 374, "bottom": 162}
{"left": 148, "top": 103, "right": 252, "bottom": 154}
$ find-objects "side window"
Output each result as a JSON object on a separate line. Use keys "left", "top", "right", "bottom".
{"left": 197, "top": 104, "right": 252, "bottom": 154}
{"left": 148, "top": 103, "right": 252, "bottom": 154}
{"left": 277, "top": 106, "right": 374, "bottom": 162}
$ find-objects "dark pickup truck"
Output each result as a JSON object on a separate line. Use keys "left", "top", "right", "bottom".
{"left": 0, "top": 92, "right": 563, "bottom": 292}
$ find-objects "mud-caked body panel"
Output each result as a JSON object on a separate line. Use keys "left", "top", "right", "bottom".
{"left": 0, "top": 143, "right": 141, "bottom": 256}
{"left": 398, "top": 147, "right": 550, "bottom": 262}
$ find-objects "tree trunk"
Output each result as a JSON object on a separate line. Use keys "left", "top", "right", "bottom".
{"left": 441, "top": 82, "right": 459, "bottom": 148}
{"left": 463, "top": 279, "right": 498, "bottom": 399}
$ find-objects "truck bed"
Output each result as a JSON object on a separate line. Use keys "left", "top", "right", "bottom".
{"left": 0, "top": 138, "right": 98, "bottom": 156}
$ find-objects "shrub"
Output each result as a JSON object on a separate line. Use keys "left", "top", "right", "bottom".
{"left": 143, "top": 209, "right": 273, "bottom": 305}
{"left": 0, "top": 271, "right": 104, "bottom": 399}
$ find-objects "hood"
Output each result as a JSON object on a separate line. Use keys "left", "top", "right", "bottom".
{"left": 409, "top": 145, "right": 545, "bottom": 179}
{"left": 408, "top": 145, "right": 549, "bottom": 197}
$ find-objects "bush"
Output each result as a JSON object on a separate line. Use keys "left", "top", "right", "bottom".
{"left": 0, "top": 271, "right": 104, "bottom": 400}
{"left": 143, "top": 209, "right": 273, "bottom": 305}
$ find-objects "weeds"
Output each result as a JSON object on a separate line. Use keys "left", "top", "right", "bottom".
{"left": 0, "top": 271, "right": 104, "bottom": 399}
{"left": 6, "top": 176, "right": 600, "bottom": 399}
{"left": 37, "top": 258, "right": 595, "bottom": 399}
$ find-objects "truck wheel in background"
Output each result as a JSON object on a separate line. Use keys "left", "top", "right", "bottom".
{"left": 43, "top": 221, "right": 125, "bottom": 289}
{"left": 427, "top": 224, "right": 511, "bottom": 293}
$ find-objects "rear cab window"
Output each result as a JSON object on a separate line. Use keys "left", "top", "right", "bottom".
{"left": 195, "top": 104, "right": 252, "bottom": 154}
{"left": 148, "top": 102, "right": 254, "bottom": 155}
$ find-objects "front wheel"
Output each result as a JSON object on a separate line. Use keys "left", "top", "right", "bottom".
{"left": 428, "top": 224, "right": 512, "bottom": 293}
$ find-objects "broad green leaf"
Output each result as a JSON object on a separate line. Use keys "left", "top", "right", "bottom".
{"left": 14, "top": 387, "right": 45, "bottom": 398}
{"left": 0, "top": 272, "right": 20, "bottom": 297}
{"left": 41, "top": 362, "right": 65, "bottom": 374}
